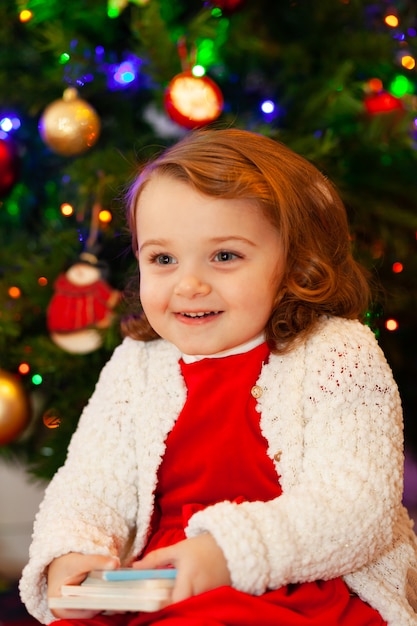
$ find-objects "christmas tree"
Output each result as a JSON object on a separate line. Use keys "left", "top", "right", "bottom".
{"left": 1, "top": 0, "right": 417, "bottom": 480}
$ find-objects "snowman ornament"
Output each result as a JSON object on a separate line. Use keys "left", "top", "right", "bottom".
{"left": 47, "top": 252, "right": 121, "bottom": 354}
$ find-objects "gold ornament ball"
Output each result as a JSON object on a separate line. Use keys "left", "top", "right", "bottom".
{"left": 39, "top": 87, "right": 101, "bottom": 157}
{"left": 0, "top": 369, "right": 31, "bottom": 445}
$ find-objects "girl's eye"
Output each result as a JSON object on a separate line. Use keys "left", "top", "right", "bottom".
{"left": 152, "top": 254, "right": 176, "bottom": 265}
{"left": 214, "top": 251, "right": 239, "bottom": 262}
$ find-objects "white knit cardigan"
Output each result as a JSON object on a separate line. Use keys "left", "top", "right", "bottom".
{"left": 20, "top": 316, "right": 417, "bottom": 625}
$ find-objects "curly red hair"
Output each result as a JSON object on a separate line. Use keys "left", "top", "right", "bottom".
{"left": 121, "top": 128, "right": 370, "bottom": 353}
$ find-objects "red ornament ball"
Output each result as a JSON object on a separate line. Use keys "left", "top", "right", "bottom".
{"left": 164, "top": 71, "right": 224, "bottom": 129}
{"left": 0, "top": 138, "right": 20, "bottom": 198}
{"left": 212, "top": 0, "right": 245, "bottom": 13}
{"left": 364, "top": 92, "right": 404, "bottom": 115}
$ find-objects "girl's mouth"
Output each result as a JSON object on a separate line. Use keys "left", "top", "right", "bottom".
{"left": 180, "top": 311, "right": 220, "bottom": 318}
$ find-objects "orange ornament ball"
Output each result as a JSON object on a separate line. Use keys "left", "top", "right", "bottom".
{"left": 164, "top": 71, "right": 223, "bottom": 129}
{"left": 0, "top": 369, "right": 31, "bottom": 445}
{"left": 39, "top": 87, "right": 101, "bottom": 156}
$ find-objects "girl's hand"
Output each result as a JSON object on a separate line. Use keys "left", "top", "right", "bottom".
{"left": 133, "top": 533, "right": 231, "bottom": 604}
{"left": 47, "top": 552, "right": 120, "bottom": 619}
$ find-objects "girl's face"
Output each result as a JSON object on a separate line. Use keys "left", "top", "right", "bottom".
{"left": 136, "top": 175, "right": 284, "bottom": 355}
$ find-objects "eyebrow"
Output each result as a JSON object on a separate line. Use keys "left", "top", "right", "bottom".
{"left": 138, "top": 239, "right": 168, "bottom": 253}
{"left": 138, "top": 236, "right": 256, "bottom": 253}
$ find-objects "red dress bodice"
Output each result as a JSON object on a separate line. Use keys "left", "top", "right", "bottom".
{"left": 144, "top": 342, "right": 280, "bottom": 553}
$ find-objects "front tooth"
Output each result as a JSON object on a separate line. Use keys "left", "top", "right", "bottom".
{"left": 183, "top": 311, "right": 219, "bottom": 317}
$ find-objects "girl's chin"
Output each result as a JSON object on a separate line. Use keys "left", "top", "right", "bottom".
{"left": 172, "top": 338, "right": 230, "bottom": 356}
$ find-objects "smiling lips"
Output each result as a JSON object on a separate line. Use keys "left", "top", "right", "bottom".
{"left": 179, "top": 311, "right": 221, "bottom": 319}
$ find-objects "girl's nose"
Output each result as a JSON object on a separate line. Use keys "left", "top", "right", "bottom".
{"left": 173, "top": 274, "right": 211, "bottom": 298}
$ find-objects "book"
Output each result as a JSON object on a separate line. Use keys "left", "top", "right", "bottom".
{"left": 48, "top": 568, "right": 176, "bottom": 613}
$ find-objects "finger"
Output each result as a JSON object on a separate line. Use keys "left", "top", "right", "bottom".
{"left": 49, "top": 555, "right": 120, "bottom": 620}
{"left": 133, "top": 548, "right": 174, "bottom": 570}
{"left": 171, "top": 572, "right": 194, "bottom": 604}
{"left": 62, "top": 555, "right": 120, "bottom": 584}
{"left": 51, "top": 607, "right": 101, "bottom": 620}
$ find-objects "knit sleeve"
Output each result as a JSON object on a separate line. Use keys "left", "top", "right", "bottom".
{"left": 186, "top": 318, "right": 404, "bottom": 596}
{"left": 19, "top": 337, "right": 144, "bottom": 624}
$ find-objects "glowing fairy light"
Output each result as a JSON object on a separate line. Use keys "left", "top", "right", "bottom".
{"left": 0, "top": 118, "right": 13, "bottom": 132}
{"left": 18, "top": 363, "right": 30, "bottom": 375}
{"left": 8, "top": 286, "right": 21, "bottom": 299}
{"left": 401, "top": 55, "right": 416, "bottom": 70}
{"left": 19, "top": 9, "right": 32, "bottom": 22}
{"left": 392, "top": 262, "right": 403, "bottom": 273}
{"left": 390, "top": 74, "right": 413, "bottom": 97}
{"left": 192, "top": 65, "right": 206, "bottom": 77}
{"left": 98, "top": 209, "right": 112, "bottom": 224}
{"left": 261, "top": 100, "right": 275, "bottom": 114}
{"left": 385, "top": 319, "right": 399, "bottom": 331}
{"left": 0, "top": 117, "right": 21, "bottom": 132}
{"left": 385, "top": 14, "right": 399, "bottom": 28}
{"left": 59, "top": 53, "right": 70, "bottom": 65}
{"left": 60, "top": 203, "right": 74, "bottom": 217}
{"left": 368, "top": 78, "right": 383, "bottom": 93}
{"left": 114, "top": 61, "right": 136, "bottom": 85}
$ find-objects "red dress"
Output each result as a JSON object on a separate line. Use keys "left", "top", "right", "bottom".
{"left": 56, "top": 343, "right": 386, "bottom": 626}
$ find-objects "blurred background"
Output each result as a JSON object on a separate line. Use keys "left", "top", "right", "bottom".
{"left": 1, "top": 0, "right": 417, "bottom": 583}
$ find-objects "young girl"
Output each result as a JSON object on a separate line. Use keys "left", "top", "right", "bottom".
{"left": 20, "top": 129, "right": 417, "bottom": 626}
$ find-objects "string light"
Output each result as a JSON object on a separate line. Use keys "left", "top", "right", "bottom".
{"left": 59, "top": 53, "right": 70, "bottom": 65}
{"left": 114, "top": 61, "right": 136, "bottom": 85}
{"left": 401, "top": 55, "right": 416, "bottom": 70}
{"left": 368, "top": 78, "right": 383, "bottom": 92}
{"left": 192, "top": 65, "right": 206, "bottom": 77}
{"left": 19, "top": 9, "right": 33, "bottom": 22}
{"left": 261, "top": 100, "right": 275, "bottom": 114}
{"left": 385, "top": 14, "right": 399, "bottom": 28}
{"left": 31, "top": 374, "right": 43, "bottom": 386}
{"left": 18, "top": 362, "right": 30, "bottom": 375}
{"left": 392, "top": 262, "right": 403, "bottom": 273}
{"left": 108, "top": 56, "right": 141, "bottom": 90}
{"left": 8, "top": 286, "right": 21, "bottom": 299}
{"left": 385, "top": 318, "right": 399, "bottom": 331}
{"left": 0, "top": 117, "right": 21, "bottom": 133}
{"left": 98, "top": 209, "right": 112, "bottom": 224}
{"left": 60, "top": 203, "right": 74, "bottom": 217}
{"left": 0, "top": 118, "right": 13, "bottom": 132}
{"left": 390, "top": 74, "right": 413, "bottom": 97}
